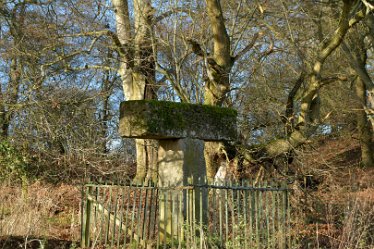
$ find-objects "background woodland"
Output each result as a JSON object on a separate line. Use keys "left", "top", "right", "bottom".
{"left": 0, "top": 0, "right": 374, "bottom": 248}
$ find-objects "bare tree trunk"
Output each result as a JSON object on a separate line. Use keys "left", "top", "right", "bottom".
{"left": 341, "top": 20, "right": 374, "bottom": 167}
{"left": 112, "top": 0, "right": 158, "bottom": 182}
{"left": 101, "top": 67, "right": 111, "bottom": 154}
{"left": 354, "top": 76, "right": 374, "bottom": 167}
{"left": 367, "top": 90, "right": 374, "bottom": 128}
{"left": 204, "top": 0, "right": 234, "bottom": 181}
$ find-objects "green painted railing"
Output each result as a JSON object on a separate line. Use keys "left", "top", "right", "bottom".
{"left": 81, "top": 179, "right": 293, "bottom": 248}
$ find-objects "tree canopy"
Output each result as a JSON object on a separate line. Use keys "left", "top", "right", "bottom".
{"left": 0, "top": 0, "right": 373, "bottom": 181}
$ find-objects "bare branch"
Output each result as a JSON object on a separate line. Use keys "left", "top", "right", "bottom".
{"left": 342, "top": 41, "right": 374, "bottom": 91}
{"left": 154, "top": 8, "right": 192, "bottom": 23}
{"left": 313, "top": 0, "right": 355, "bottom": 75}
{"left": 69, "top": 65, "right": 117, "bottom": 72}
{"left": 232, "top": 33, "right": 259, "bottom": 62}
{"left": 362, "top": 0, "right": 374, "bottom": 11}
{"left": 320, "top": 75, "right": 349, "bottom": 86}
{"left": 285, "top": 72, "right": 305, "bottom": 129}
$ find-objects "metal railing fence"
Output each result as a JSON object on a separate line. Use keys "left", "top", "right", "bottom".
{"left": 81, "top": 178, "right": 293, "bottom": 249}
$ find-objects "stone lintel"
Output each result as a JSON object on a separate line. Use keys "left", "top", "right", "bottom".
{"left": 119, "top": 100, "right": 237, "bottom": 141}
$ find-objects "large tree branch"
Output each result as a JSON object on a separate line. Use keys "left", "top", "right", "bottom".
{"left": 313, "top": 0, "right": 357, "bottom": 75}
{"left": 232, "top": 33, "right": 259, "bottom": 62}
{"left": 60, "top": 30, "right": 131, "bottom": 61}
{"left": 154, "top": 7, "right": 192, "bottom": 23}
{"left": 206, "top": 0, "right": 231, "bottom": 68}
{"left": 320, "top": 75, "right": 349, "bottom": 86}
{"left": 342, "top": 42, "right": 374, "bottom": 91}
{"left": 284, "top": 72, "right": 305, "bottom": 134}
{"left": 362, "top": 0, "right": 374, "bottom": 11}
{"left": 41, "top": 36, "right": 101, "bottom": 72}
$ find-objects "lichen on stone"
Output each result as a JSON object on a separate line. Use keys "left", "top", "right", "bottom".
{"left": 119, "top": 100, "right": 237, "bottom": 141}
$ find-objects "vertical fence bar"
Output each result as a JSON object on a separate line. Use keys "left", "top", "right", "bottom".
{"left": 287, "top": 190, "right": 293, "bottom": 248}
{"left": 178, "top": 190, "right": 182, "bottom": 249}
{"left": 81, "top": 184, "right": 91, "bottom": 248}
{"left": 192, "top": 178, "right": 196, "bottom": 249}
{"left": 237, "top": 182, "right": 241, "bottom": 247}
{"left": 147, "top": 181, "right": 154, "bottom": 241}
{"left": 243, "top": 181, "right": 248, "bottom": 249}
{"left": 117, "top": 185, "right": 125, "bottom": 248}
{"left": 156, "top": 186, "right": 160, "bottom": 249}
{"left": 225, "top": 182, "right": 229, "bottom": 246}
{"left": 142, "top": 180, "right": 150, "bottom": 243}
{"left": 129, "top": 181, "right": 138, "bottom": 246}
{"left": 93, "top": 185, "right": 98, "bottom": 241}
{"left": 218, "top": 182, "right": 223, "bottom": 248}
{"left": 282, "top": 183, "right": 288, "bottom": 249}
{"left": 263, "top": 181, "right": 270, "bottom": 248}
{"left": 171, "top": 186, "right": 175, "bottom": 248}
{"left": 163, "top": 186, "right": 168, "bottom": 249}
{"left": 185, "top": 184, "right": 190, "bottom": 248}
{"left": 199, "top": 178, "right": 203, "bottom": 249}
{"left": 271, "top": 182, "right": 276, "bottom": 248}
{"left": 211, "top": 180, "right": 216, "bottom": 237}
{"left": 153, "top": 187, "right": 159, "bottom": 243}
{"left": 104, "top": 182, "right": 113, "bottom": 246}
{"left": 123, "top": 183, "right": 132, "bottom": 249}
{"left": 111, "top": 185, "right": 120, "bottom": 247}
{"left": 99, "top": 182, "right": 106, "bottom": 245}
{"left": 277, "top": 187, "right": 282, "bottom": 249}
{"left": 135, "top": 181, "right": 145, "bottom": 248}
{"left": 230, "top": 180, "right": 236, "bottom": 247}
{"left": 287, "top": 188, "right": 292, "bottom": 249}
{"left": 255, "top": 182, "right": 260, "bottom": 248}
{"left": 80, "top": 184, "right": 84, "bottom": 248}
{"left": 249, "top": 184, "right": 253, "bottom": 248}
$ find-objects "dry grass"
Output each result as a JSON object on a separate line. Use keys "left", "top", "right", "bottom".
{"left": 289, "top": 136, "right": 374, "bottom": 249}
{"left": 0, "top": 182, "right": 81, "bottom": 248}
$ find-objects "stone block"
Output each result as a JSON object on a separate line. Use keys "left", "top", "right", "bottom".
{"left": 157, "top": 138, "right": 207, "bottom": 241}
{"left": 119, "top": 100, "right": 237, "bottom": 141}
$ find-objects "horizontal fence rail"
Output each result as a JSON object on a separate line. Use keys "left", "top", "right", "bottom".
{"left": 81, "top": 179, "right": 293, "bottom": 249}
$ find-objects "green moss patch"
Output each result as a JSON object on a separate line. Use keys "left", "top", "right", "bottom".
{"left": 119, "top": 100, "right": 237, "bottom": 141}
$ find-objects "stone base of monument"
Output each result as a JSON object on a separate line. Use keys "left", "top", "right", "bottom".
{"left": 119, "top": 100, "right": 237, "bottom": 242}
{"left": 158, "top": 138, "right": 207, "bottom": 241}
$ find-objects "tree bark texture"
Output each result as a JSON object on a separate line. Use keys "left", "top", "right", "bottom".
{"left": 204, "top": 0, "right": 234, "bottom": 181}
{"left": 112, "top": 0, "right": 158, "bottom": 182}
{"left": 355, "top": 76, "right": 374, "bottom": 167}
{"left": 343, "top": 22, "right": 374, "bottom": 167}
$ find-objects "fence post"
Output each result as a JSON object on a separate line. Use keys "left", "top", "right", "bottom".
{"left": 81, "top": 183, "right": 93, "bottom": 248}
{"left": 281, "top": 182, "right": 288, "bottom": 249}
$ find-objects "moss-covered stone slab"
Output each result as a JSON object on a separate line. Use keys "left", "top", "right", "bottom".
{"left": 119, "top": 100, "right": 237, "bottom": 141}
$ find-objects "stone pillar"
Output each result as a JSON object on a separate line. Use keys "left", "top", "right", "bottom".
{"left": 157, "top": 138, "right": 207, "bottom": 241}
{"left": 119, "top": 100, "right": 237, "bottom": 243}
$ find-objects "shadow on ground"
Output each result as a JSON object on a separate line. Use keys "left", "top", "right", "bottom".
{"left": 0, "top": 236, "right": 76, "bottom": 249}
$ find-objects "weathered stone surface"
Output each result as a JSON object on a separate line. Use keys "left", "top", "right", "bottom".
{"left": 157, "top": 138, "right": 207, "bottom": 241}
{"left": 157, "top": 138, "right": 206, "bottom": 187}
{"left": 119, "top": 100, "right": 237, "bottom": 141}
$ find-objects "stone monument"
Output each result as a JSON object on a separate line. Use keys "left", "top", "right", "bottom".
{"left": 119, "top": 100, "right": 237, "bottom": 241}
